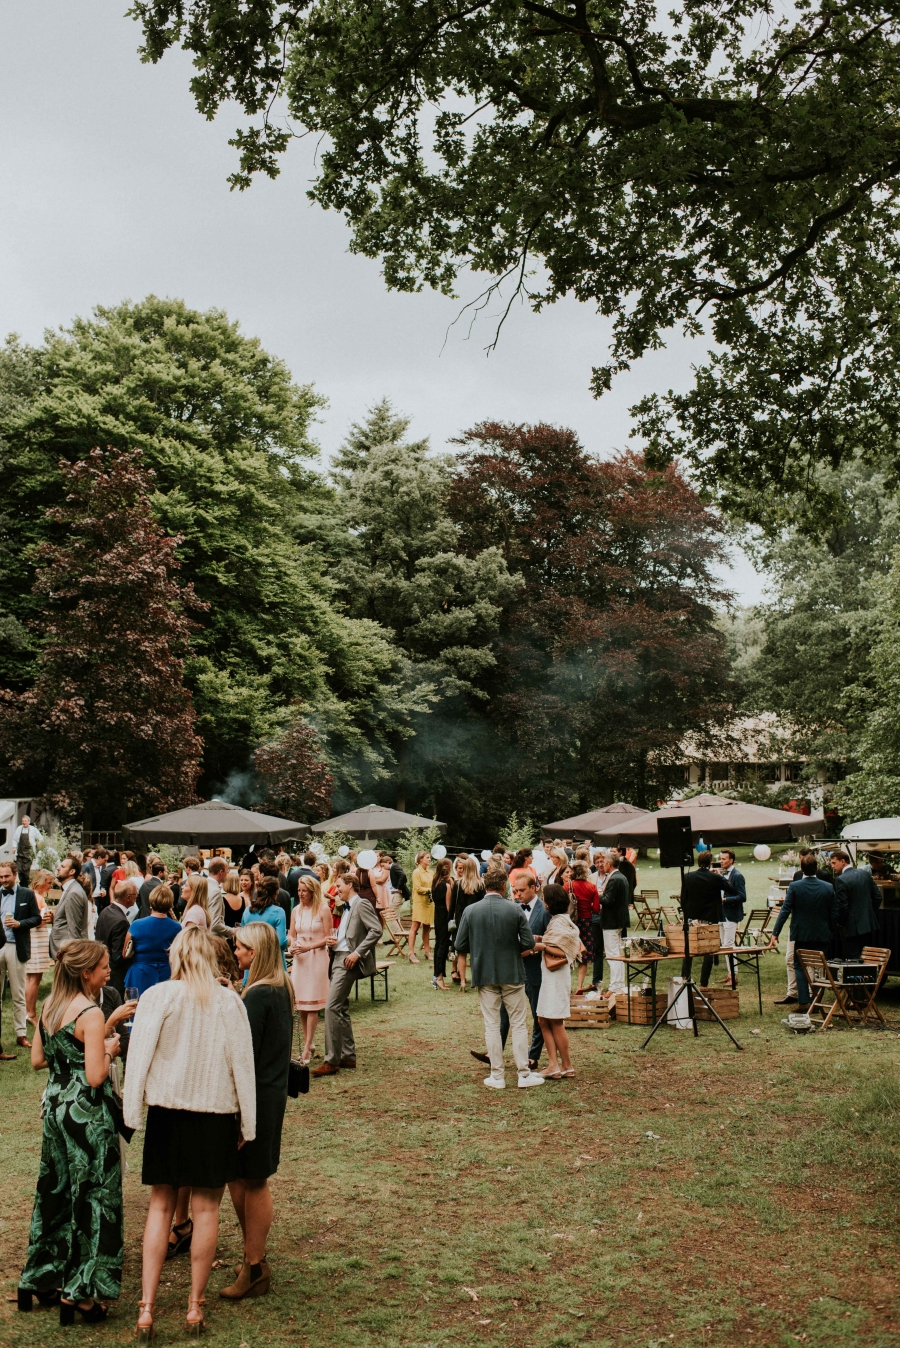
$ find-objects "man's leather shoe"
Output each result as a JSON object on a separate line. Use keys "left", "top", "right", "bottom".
{"left": 0, "top": 1049, "right": 16, "bottom": 1060}
{"left": 339, "top": 1058, "right": 356, "bottom": 1069}
{"left": 17, "top": 1036, "right": 31, "bottom": 1049}
{"left": 773, "top": 996, "right": 798, "bottom": 1005}
{"left": 311, "top": 1062, "right": 339, "bottom": 1077}
{"left": 469, "top": 1050, "right": 490, "bottom": 1065}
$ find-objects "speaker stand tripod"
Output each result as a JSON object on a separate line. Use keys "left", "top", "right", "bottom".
{"left": 640, "top": 863, "right": 743, "bottom": 1052}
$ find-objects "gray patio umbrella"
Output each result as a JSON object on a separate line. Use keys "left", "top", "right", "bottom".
{"left": 541, "top": 801, "right": 650, "bottom": 842}
{"left": 592, "top": 792, "right": 823, "bottom": 848}
{"left": 310, "top": 803, "right": 446, "bottom": 840}
{"left": 123, "top": 799, "right": 307, "bottom": 846}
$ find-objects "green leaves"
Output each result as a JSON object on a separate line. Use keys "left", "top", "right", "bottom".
{"left": 134, "top": 0, "right": 900, "bottom": 497}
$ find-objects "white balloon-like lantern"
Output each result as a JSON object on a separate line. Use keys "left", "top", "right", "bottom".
{"left": 753, "top": 844, "right": 771, "bottom": 862}
{"left": 357, "top": 848, "right": 378, "bottom": 869}
{"left": 338, "top": 845, "right": 350, "bottom": 857}
{"left": 431, "top": 844, "right": 447, "bottom": 860}
{"left": 480, "top": 849, "right": 492, "bottom": 861}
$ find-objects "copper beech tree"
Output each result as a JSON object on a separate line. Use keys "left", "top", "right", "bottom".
{"left": 252, "top": 708, "right": 335, "bottom": 823}
{"left": 445, "top": 422, "right": 734, "bottom": 816}
{"left": 0, "top": 448, "right": 203, "bottom": 825}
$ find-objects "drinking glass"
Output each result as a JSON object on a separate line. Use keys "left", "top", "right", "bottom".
{"left": 124, "top": 986, "right": 139, "bottom": 1030}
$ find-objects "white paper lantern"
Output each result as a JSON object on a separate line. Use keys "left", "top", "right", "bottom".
{"left": 338, "top": 845, "right": 349, "bottom": 857}
{"left": 357, "top": 848, "right": 378, "bottom": 869}
{"left": 480, "top": 849, "right": 492, "bottom": 861}
{"left": 431, "top": 844, "right": 447, "bottom": 860}
{"left": 753, "top": 844, "right": 771, "bottom": 862}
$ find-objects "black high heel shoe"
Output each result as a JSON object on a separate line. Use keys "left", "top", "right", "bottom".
{"left": 16, "top": 1287, "right": 60, "bottom": 1311}
{"left": 60, "top": 1299, "right": 108, "bottom": 1326}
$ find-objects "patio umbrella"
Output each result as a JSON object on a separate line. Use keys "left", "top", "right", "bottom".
{"left": 592, "top": 792, "right": 823, "bottom": 848}
{"left": 541, "top": 801, "right": 649, "bottom": 842}
{"left": 310, "top": 803, "right": 446, "bottom": 840}
{"left": 123, "top": 799, "right": 307, "bottom": 846}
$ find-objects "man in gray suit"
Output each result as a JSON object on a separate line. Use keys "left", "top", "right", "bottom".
{"left": 454, "top": 867, "right": 545, "bottom": 1090}
{"left": 49, "top": 857, "right": 89, "bottom": 958}
{"left": 831, "top": 851, "right": 882, "bottom": 958}
{"left": 313, "top": 872, "right": 382, "bottom": 1077}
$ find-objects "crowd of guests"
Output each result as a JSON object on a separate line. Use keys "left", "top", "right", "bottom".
{"left": 8, "top": 819, "right": 877, "bottom": 1330}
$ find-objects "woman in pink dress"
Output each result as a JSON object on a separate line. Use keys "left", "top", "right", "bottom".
{"left": 288, "top": 877, "right": 334, "bottom": 1065}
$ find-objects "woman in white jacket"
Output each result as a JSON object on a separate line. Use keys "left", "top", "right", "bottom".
{"left": 123, "top": 926, "right": 256, "bottom": 1341}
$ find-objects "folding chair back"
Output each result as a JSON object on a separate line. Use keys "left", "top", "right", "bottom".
{"left": 797, "top": 949, "right": 853, "bottom": 1028}
{"left": 660, "top": 904, "right": 680, "bottom": 924}
{"left": 738, "top": 907, "right": 775, "bottom": 946}
{"left": 856, "top": 946, "right": 891, "bottom": 1024}
{"left": 381, "top": 910, "right": 409, "bottom": 957}
{"left": 632, "top": 895, "right": 656, "bottom": 930}
{"left": 640, "top": 889, "right": 660, "bottom": 903}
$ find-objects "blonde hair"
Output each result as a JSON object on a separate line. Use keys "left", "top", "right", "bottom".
{"left": 29, "top": 867, "right": 55, "bottom": 890}
{"left": 459, "top": 856, "right": 481, "bottom": 894}
{"left": 183, "top": 875, "right": 210, "bottom": 917}
{"left": 296, "top": 874, "right": 324, "bottom": 919}
{"left": 43, "top": 939, "right": 107, "bottom": 1034}
{"left": 124, "top": 860, "right": 142, "bottom": 880}
{"left": 223, "top": 872, "right": 241, "bottom": 896}
{"left": 168, "top": 926, "right": 219, "bottom": 1004}
{"left": 236, "top": 922, "right": 292, "bottom": 999}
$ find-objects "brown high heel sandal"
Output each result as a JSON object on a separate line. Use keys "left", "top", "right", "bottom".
{"left": 134, "top": 1301, "right": 155, "bottom": 1342}
{"left": 185, "top": 1297, "right": 205, "bottom": 1337}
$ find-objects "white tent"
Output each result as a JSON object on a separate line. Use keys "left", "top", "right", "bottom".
{"left": 840, "top": 817, "right": 900, "bottom": 854}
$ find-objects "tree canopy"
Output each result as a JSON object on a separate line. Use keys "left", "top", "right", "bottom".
{"left": 132, "top": 0, "right": 900, "bottom": 507}
{"left": 0, "top": 298, "right": 410, "bottom": 796}
{"left": 0, "top": 449, "right": 202, "bottom": 825}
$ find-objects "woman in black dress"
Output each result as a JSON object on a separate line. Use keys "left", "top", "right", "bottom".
{"left": 452, "top": 857, "right": 486, "bottom": 993}
{"left": 430, "top": 857, "right": 453, "bottom": 991}
{"left": 221, "top": 921, "right": 293, "bottom": 1300}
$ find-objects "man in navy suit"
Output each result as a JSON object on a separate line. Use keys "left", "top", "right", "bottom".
{"left": 470, "top": 871, "right": 550, "bottom": 1071}
{"left": 831, "top": 851, "right": 882, "bottom": 958}
{"left": 769, "top": 855, "right": 843, "bottom": 1008}
{"left": 0, "top": 859, "right": 42, "bottom": 1051}
{"left": 717, "top": 849, "right": 746, "bottom": 987}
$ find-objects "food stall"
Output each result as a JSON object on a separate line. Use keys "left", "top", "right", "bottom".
{"left": 840, "top": 818, "right": 900, "bottom": 973}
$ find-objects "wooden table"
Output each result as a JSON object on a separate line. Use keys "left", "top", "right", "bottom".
{"left": 607, "top": 944, "right": 771, "bottom": 1019}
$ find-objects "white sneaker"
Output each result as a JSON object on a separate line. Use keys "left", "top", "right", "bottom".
{"left": 517, "top": 1072, "right": 546, "bottom": 1089}
{"left": 484, "top": 1074, "right": 506, "bottom": 1089}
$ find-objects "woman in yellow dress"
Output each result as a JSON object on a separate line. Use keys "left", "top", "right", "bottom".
{"left": 408, "top": 852, "right": 434, "bottom": 964}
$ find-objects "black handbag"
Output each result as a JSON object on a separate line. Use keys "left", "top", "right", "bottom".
{"left": 287, "top": 1060, "right": 310, "bottom": 1098}
{"left": 105, "top": 1090, "right": 136, "bottom": 1143}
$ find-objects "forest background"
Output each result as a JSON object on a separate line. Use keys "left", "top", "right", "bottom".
{"left": 0, "top": 296, "right": 898, "bottom": 839}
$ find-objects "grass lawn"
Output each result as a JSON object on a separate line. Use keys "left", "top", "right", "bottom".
{"left": 1, "top": 865, "right": 899, "bottom": 1348}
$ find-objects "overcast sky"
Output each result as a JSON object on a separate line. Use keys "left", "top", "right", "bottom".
{"left": 0, "top": 1, "right": 767, "bottom": 603}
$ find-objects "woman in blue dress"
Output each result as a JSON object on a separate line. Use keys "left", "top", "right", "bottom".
{"left": 125, "top": 886, "right": 181, "bottom": 996}
{"left": 240, "top": 876, "right": 287, "bottom": 963}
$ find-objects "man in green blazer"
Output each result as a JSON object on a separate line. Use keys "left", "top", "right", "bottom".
{"left": 454, "top": 867, "right": 546, "bottom": 1090}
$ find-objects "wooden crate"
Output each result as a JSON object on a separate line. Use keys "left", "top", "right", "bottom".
{"left": 614, "top": 992, "right": 668, "bottom": 1025}
{"left": 565, "top": 999, "right": 610, "bottom": 1029}
{"left": 695, "top": 986, "right": 740, "bottom": 1021}
{"left": 664, "top": 922, "right": 721, "bottom": 955}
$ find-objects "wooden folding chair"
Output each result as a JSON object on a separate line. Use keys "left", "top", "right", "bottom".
{"left": 797, "top": 949, "right": 854, "bottom": 1029}
{"left": 381, "top": 910, "right": 409, "bottom": 957}
{"left": 660, "top": 904, "right": 680, "bottom": 924}
{"left": 852, "top": 946, "right": 891, "bottom": 1025}
{"left": 737, "top": 907, "right": 776, "bottom": 946}
{"left": 632, "top": 894, "right": 656, "bottom": 930}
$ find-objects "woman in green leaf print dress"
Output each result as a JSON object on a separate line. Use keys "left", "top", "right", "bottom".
{"left": 18, "top": 940, "right": 129, "bottom": 1326}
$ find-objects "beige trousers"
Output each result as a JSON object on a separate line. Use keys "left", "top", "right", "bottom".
{"left": 0, "top": 943, "right": 27, "bottom": 1039}
{"left": 478, "top": 983, "right": 529, "bottom": 1078}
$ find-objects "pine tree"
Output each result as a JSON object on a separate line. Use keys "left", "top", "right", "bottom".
{"left": 330, "top": 398, "right": 425, "bottom": 490}
{"left": 0, "top": 448, "right": 203, "bottom": 825}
